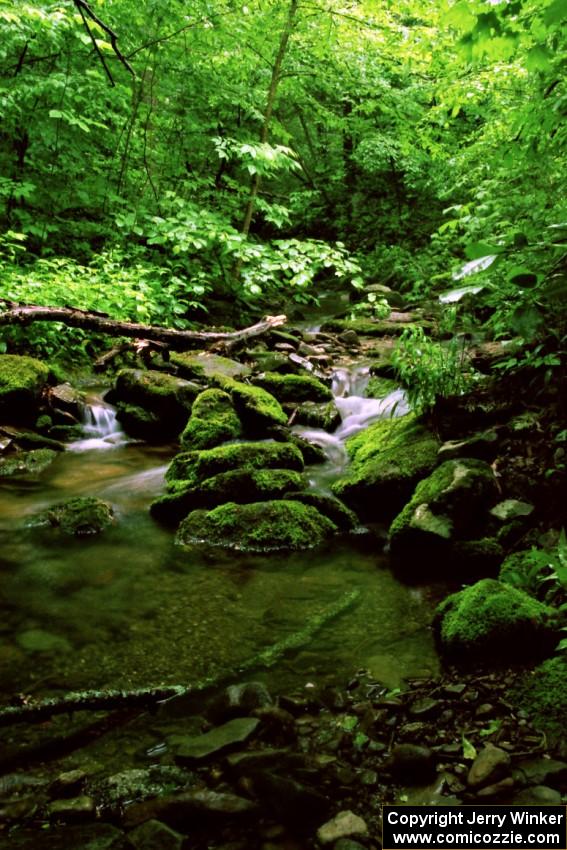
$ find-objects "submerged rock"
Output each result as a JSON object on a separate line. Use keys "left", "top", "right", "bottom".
{"left": 42, "top": 496, "right": 114, "bottom": 536}
{"left": 165, "top": 441, "right": 303, "bottom": 490}
{"left": 250, "top": 372, "right": 332, "bottom": 403}
{"left": 434, "top": 578, "right": 556, "bottom": 663}
{"left": 332, "top": 413, "right": 439, "bottom": 520}
{"left": 388, "top": 458, "right": 499, "bottom": 577}
{"left": 180, "top": 388, "right": 242, "bottom": 451}
{"left": 151, "top": 468, "right": 304, "bottom": 524}
{"left": 176, "top": 499, "right": 337, "bottom": 551}
{"left": 0, "top": 354, "right": 51, "bottom": 422}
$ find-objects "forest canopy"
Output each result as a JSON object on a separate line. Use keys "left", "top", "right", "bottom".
{"left": 0, "top": 0, "right": 565, "bottom": 362}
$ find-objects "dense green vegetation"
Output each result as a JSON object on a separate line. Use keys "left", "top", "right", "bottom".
{"left": 0, "top": 0, "right": 565, "bottom": 369}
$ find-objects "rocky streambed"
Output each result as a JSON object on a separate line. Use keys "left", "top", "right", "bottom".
{"left": 0, "top": 306, "right": 566, "bottom": 846}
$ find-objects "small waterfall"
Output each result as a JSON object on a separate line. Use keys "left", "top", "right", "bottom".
{"left": 68, "top": 402, "right": 127, "bottom": 451}
{"left": 293, "top": 365, "right": 409, "bottom": 490}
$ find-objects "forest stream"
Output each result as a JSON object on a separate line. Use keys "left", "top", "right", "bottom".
{"left": 0, "top": 367, "right": 441, "bottom": 710}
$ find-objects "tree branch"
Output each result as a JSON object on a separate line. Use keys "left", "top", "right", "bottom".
{"left": 73, "top": 0, "right": 135, "bottom": 78}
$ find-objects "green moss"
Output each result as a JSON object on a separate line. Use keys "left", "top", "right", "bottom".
{"left": 116, "top": 402, "right": 162, "bottom": 441}
{"left": 114, "top": 368, "right": 198, "bottom": 411}
{"left": 180, "top": 389, "right": 242, "bottom": 451}
{"left": 434, "top": 578, "right": 556, "bottom": 662}
{"left": 0, "top": 428, "right": 64, "bottom": 452}
{"left": 0, "top": 448, "right": 57, "bottom": 477}
{"left": 151, "top": 468, "right": 304, "bottom": 525}
{"left": 0, "top": 354, "right": 51, "bottom": 419}
{"left": 331, "top": 413, "right": 439, "bottom": 519}
{"left": 176, "top": 499, "right": 337, "bottom": 551}
{"left": 285, "top": 490, "right": 359, "bottom": 531}
{"left": 212, "top": 376, "right": 288, "bottom": 432}
{"left": 44, "top": 496, "right": 114, "bottom": 536}
{"left": 293, "top": 400, "right": 341, "bottom": 431}
{"left": 170, "top": 351, "right": 251, "bottom": 381}
{"left": 512, "top": 656, "right": 567, "bottom": 738}
{"left": 365, "top": 376, "right": 399, "bottom": 400}
{"left": 321, "top": 318, "right": 426, "bottom": 337}
{"left": 165, "top": 441, "right": 304, "bottom": 489}
{"left": 499, "top": 550, "right": 539, "bottom": 588}
{"left": 250, "top": 372, "right": 332, "bottom": 403}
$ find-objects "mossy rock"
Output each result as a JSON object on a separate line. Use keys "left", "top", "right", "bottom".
{"left": 285, "top": 490, "right": 359, "bottom": 531}
{"left": 388, "top": 459, "right": 499, "bottom": 575}
{"left": 331, "top": 413, "right": 439, "bottom": 520}
{"left": 151, "top": 468, "right": 304, "bottom": 525}
{"left": 365, "top": 376, "right": 399, "bottom": 400}
{"left": 213, "top": 376, "right": 288, "bottom": 433}
{"left": 115, "top": 403, "right": 163, "bottom": 442}
{"left": 0, "top": 426, "right": 64, "bottom": 452}
{"left": 499, "top": 550, "right": 540, "bottom": 589}
{"left": 0, "top": 355, "right": 51, "bottom": 421}
{"left": 292, "top": 400, "right": 341, "bottom": 432}
{"left": 250, "top": 373, "right": 332, "bottom": 403}
{"left": 247, "top": 351, "right": 297, "bottom": 374}
{"left": 433, "top": 579, "right": 556, "bottom": 663}
{"left": 0, "top": 448, "right": 58, "bottom": 477}
{"left": 321, "top": 318, "right": 427, "bottom": 337}
{"left": 111, "top": 369, "right": 199, "bottom": 437}
{"left": 43, "top": 496, "right": 114, "bottom": 536}
{"left": 452, "top": 538, "right": 505, "bottom": 579}
{"left": 180, "top": 389, "right": 242, "bottom": 451}
{"left": 165, "top": 441, "right": 304, "bottom": 490}
{"left": 512, "top": 656, "right": 567, "bottom": 738}
{"left": 170, "top": 351, "right": 251, "bottom": 381}
{"left": 288, "top": 434, "right": 328, "bottom": 465}
{"left": 176, "top": 499, "right": 337, "bottom": 551}
{"left": 48, "top": 424, "right": 86, "bottom": 442}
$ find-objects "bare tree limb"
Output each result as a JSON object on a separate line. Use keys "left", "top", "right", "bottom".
{"left": 73, "top": 0, "right": 135, "bottom": 79}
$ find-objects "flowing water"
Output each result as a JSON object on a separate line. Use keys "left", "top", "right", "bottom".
{"left": 0, "top": 371, "right": 440, "bottom": 711}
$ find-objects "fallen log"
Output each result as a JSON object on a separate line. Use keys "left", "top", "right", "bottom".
{"left": 0, "top": 301, "right": 287, "bottom": 351}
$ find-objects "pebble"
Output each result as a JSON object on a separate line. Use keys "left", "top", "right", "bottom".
{"left": 317, "top": 810, "right": 369, "bottom": 845}
{"left": 467, "top": 744, "right": 511, "bottom": 789}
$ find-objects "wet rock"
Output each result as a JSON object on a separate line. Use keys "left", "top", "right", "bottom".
{"left": 170, "top": 717, "right": 260, "bottom": 763}
{"left": 317, "top": 810, "right": 368, "bottom": 845}
{"left": 250, "top": 373, "right": 332, "bottom": 403}
{"left": 467, "top": 743, "right": 511, "bottom": 789}
{"left": 0, "top": 447, "right": 58, "bottom": 477}
{"left": 0, "top": 354, "right": 51, "bottom": 422}
{"left": 123, "top": 789, "right": 257, "bottom": 829}
{"left": 180, "top": 389, "right": 242, "bottom": 451}
{"left": 96, "top": 767, "right": 192, "bottom": 809}
{"left": 437, "top": 431, "right": 499, "bottom": 463}
{"left": 515, "top": 758, "right": 567, "bottom": 788}
{"left": 434, "top": 579, "right": 556, "bottom": 663}
{"left": 41, "top": 496, "right": 114, "bottom": 536}
{"left": 292, "top": 400, "right": 341, "bottom": 431}
{"left": 176, "top": 499, "right": 337, "bottom": 552}
{"left": 490, "top": 499, "right": 534, "bottom": 521}
{"left": 338, "top": 330, "right": 360, "bottom": 347}
{"left": 49, "top": 383, "right": 86, "bottom": 419}
{"left": 127, "top": 818, "right": 184, "bottom": 850}
{"left": 475, "top": 776, "right": 515, "bottom": 798}
{"left": 512, "top": 785, "right": 562, "bottom": 805}
{"left": 170, "top": 351, "right": 251, "bottom": 381}
{"left": 110, "top": 368, "right": 199, "bottom": 438}
{"left": 0, "top": 425, "right": 64, "bottom": 452}
{"left": 408, "top": 698, "right": 442, "bottom": 719}
{"left": 389, "top": 744, "right": 436, "bottom": 783}
{"left": 389, "top": 459, "right": 499, "bottom": 577}
{"left": 5, "top": 824, "right": 127, "bottom": 850}
{"left": 207, "top": 682, "right": 273, "bottom": 723}
{"left": 49, "top": 770, "right": 87, "bottom": 799}
{"left": 248, "top": 771, "right": 330, "bottom": 829}
{"left": 115, "top": 403, "right": 162, "bottom": 441}
{"left": 332, "top": 413, "right": 439, "bottom": 521}
{"left": 48, "top": 795, "right": 96, "bottom": 822}
{"left": 226, "top": 749, "right": 303, "bottom": 773}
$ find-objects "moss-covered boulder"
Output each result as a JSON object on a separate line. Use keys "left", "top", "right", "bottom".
{"left": 42, "top": 496, "right": 114, "bottom": 536}
{"left": 292, "top": 401, "right": 341, "bottom": 432}
{"left": 0, "top": 355, "right": 51, "bottom": 422}
{"left": 165, "top": 441, "right": 304, "bottom": 490}
{"left": 321, "top": 318, "right": 429, "bottom": 337}
{"left": 434, "top": 579, "right": 557, "bottom": 663}
{"left": 110, "top": 369, "right": 199, "bottom": 438}
{"left": 285, "top": 490, "right": 359, "bottom": 531}
{"left": 388, "top": 458, "right": 499, "bottom": 575}
{"left": 115, "top": 403, "right": 162, "bottom": 441}
{"left": 170, "top": 351, "right": 251, "bottom": 381}
{"left": 214, "top": 376, "right": 288, "bottom": 433}
{"left": 0, "top": 448, "right": 58, "bottom": 477}
{"left": 151, "top": 468, "right": 304, "bottom": 525}
{"left": 250, "top": 373, "right": 332, "bottom": 403}
{"left": 176, "top": 499, "right": 337, "bottom": 551}
{"left": 180, "top": 389, "right": 242, "bottom": 451}
{"left": 512, "top": 656, "right": 567, "bottom": 738}
{"left": 331, "top": 414, "right": 439, "bottom": 520}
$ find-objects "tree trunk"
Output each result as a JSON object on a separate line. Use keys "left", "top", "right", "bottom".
{"left": 0, "top": 302, "right": 287, "bottom": 351}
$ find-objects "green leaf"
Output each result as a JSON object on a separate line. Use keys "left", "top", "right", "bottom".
{"left": 464, "top": 242, "right": 504, "bottom": 260}
{"left": 526, "top": 45, "right": 552, "bottom": 72}
{"left": 462, "top": 734, "right": 477, "bottom": 760}
{"left": 508, "top": 267, "right": 539, "bottom": 288}
{"left": 544, "top": 0, "right": 567, "bottom": 27}
{"left": 444, "top": 2, "right": 477, "bottom": 32}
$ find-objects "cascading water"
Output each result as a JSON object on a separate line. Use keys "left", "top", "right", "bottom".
{"left": 293, "top": 365, "right": 409, "bottom": 490}
{"left": 68, "top": 400, "right": 128, "bottom": 451}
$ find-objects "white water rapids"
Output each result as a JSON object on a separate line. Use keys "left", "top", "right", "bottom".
{"left": 68, "top": 402, "right": 128, "bottom": 451}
